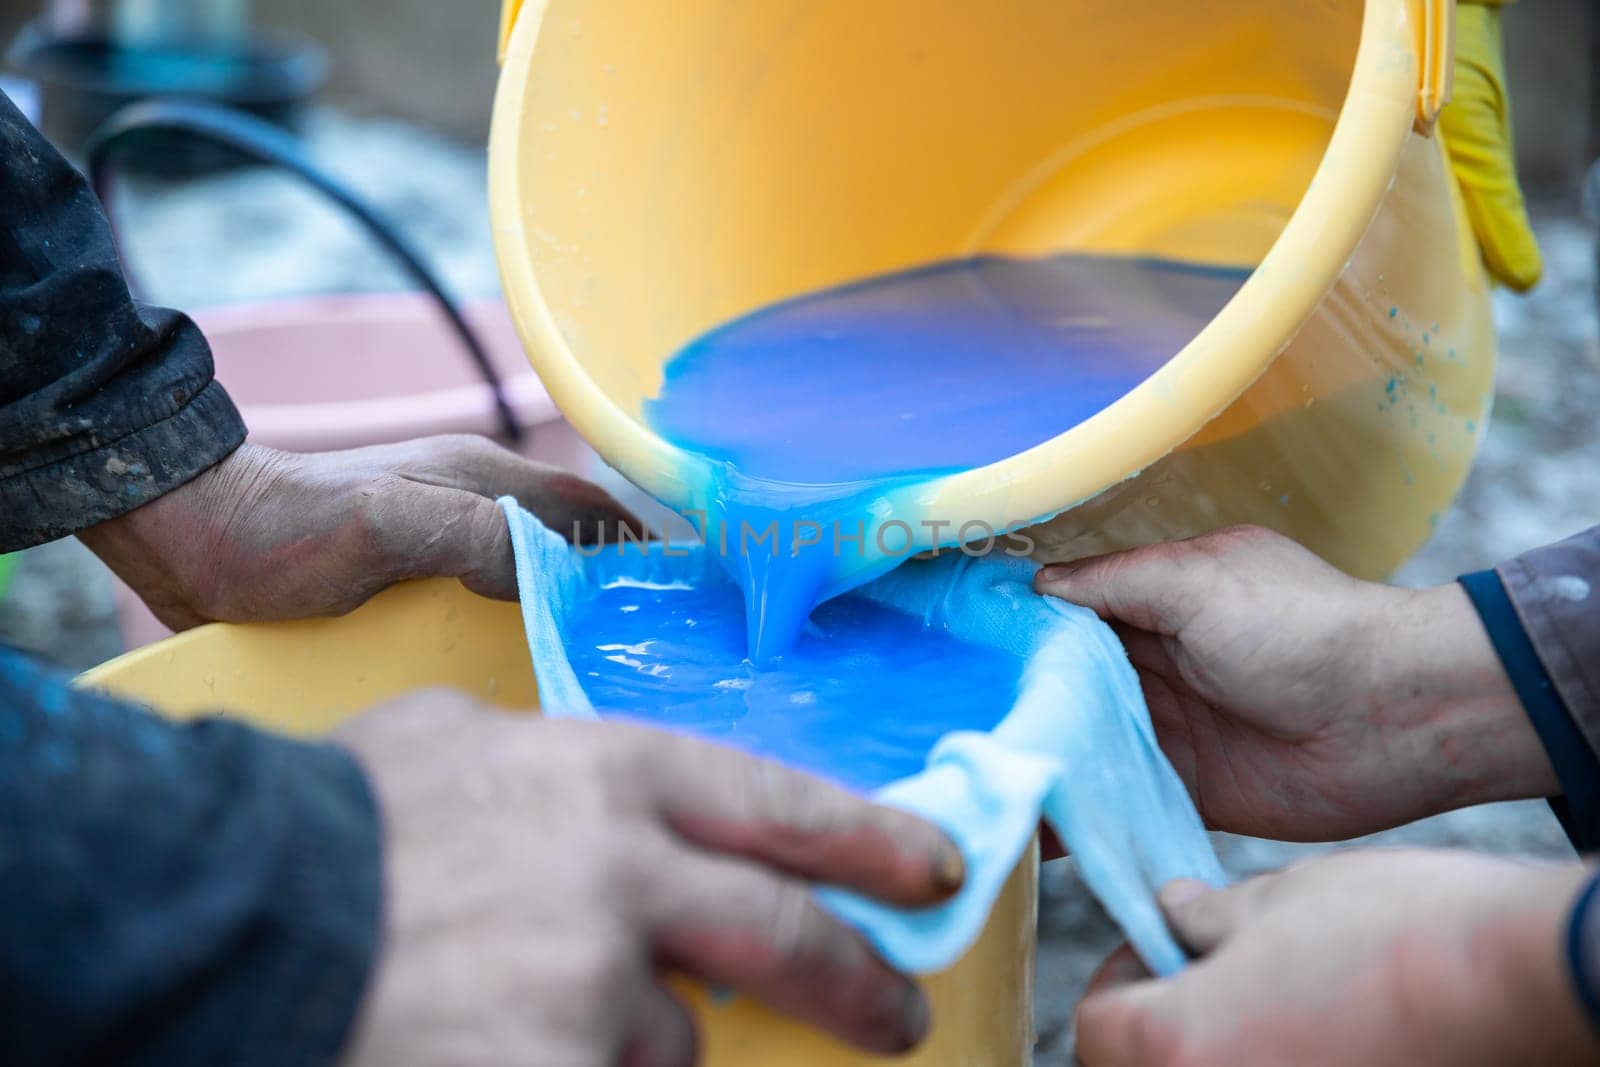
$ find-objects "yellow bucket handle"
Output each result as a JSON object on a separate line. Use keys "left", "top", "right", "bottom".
{"left": 1415, "top": 0, "right": 1455, "bottom": 129}
{"left": 498, "top": 0, "right": 525, "bottom": 64}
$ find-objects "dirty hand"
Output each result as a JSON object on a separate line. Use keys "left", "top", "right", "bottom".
{"left": 1075, "top": 849, "right": 1598, "bottom": 1066}
{"left": 336, "top": 693, "right": 964, "bottom": 1065}
{"left": 78, "top": 437, "right": 643, "bottom": 630}
{"left": 1443, "top": 0, "right": 1542, "bottom": 291}
{"left": 1033, "top": 525, "right": 1556, "bottom": 841}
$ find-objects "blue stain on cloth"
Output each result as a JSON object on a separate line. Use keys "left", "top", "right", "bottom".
{"left": 499, "top": 499, "right": 1225, "bottom": 976}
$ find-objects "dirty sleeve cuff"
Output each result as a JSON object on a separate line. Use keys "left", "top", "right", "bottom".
{"left": 0, "top": 377, "right": 245, "bottom": 551}
{"left": 1459, "top": 568, "right": 1600, "bottom": 852}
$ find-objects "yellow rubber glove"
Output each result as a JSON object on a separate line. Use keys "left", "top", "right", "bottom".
{"left": 1440, "top": 0, "right": 1543, "bottom": 291}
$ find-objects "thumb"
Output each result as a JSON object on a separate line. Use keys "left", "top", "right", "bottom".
{"left": 1158, "top": 877, "right": 1260, "bottom": 957}
{"left": 1074, "top": 951, "right": 1170, "bottom": 1066}
{"left": 1440, "top": 2, "right": 1542, "bottom": 291}
{"left": 366, "top": 479, "right": 524, "bottom": 601}
{"left": 1033, "top": 542, "right": 1208, "bottom": 635}
{"left": 376, "top": 434, "right": 649, "bottom": 545}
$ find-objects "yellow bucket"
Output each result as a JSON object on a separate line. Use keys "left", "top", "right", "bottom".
{"left": 489, "top": 0, "right": 1490, "bottom": 579}
{"left": 81, "top": 579, "right": 1039, "bottom": 1066}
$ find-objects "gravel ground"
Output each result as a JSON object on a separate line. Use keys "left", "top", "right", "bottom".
{"left": 0, "top": 111, "right": 1594, "bottom": 1062}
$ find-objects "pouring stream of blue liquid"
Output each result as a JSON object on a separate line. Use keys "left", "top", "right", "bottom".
{"left": 567, "top": 253, "right": 1247, "bottom": 787}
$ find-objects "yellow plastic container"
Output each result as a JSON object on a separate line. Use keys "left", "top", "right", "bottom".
{"left": 489, "top": 0, "right": 1489, "bottom": 579}
{"left": 81, "top": 578, "right": 1039, "bottom": 1066}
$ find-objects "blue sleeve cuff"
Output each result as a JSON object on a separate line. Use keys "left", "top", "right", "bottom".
{"left": 1566, "top": 870, "right": 1600, "bottom": 1040}
{"left": 1459, "top": 569, "right": 1600, "bottom": 852}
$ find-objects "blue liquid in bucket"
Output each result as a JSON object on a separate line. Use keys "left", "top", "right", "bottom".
{"left": 651, "top": 254, "right": 1247, "bottom": 482}
{"left": 645, "top": 253, "right": 1248, "bottom": 661}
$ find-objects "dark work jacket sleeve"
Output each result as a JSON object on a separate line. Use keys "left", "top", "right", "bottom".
{"left": 0, "top": 645, "right": 383, "bottom": 1064}
{"left": 0, "top": 89, "right": 246, "bottom": 551}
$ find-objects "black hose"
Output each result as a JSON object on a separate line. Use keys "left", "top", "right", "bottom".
{"left": 84, "top": 97, "right": 523, "bottom": 443}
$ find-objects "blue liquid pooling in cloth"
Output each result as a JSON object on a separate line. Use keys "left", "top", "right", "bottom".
{"left": 647, "top": 253, "right": 1249, "bottom": 661}
{"left": 568, "top": 576, "right": 1021, "bottom": 793}
{"left": 501, "top": 503, "right": 1226, "bottom": 976}
{"left": 504, "top": 252, "right": 1237, "bottom": 976}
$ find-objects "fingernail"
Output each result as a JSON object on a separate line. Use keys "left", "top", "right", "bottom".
{"left": 901, "top": 985, "right": 931, "bottom": 1046}
{"left": 1158, "top": 878, "right": 1212, "bottom": 910}
{"left": 1038, "top": 564, "right": 1077, "bottom": 583}
{"left": 933, "top": 841, "right": 966, "bottom": 895}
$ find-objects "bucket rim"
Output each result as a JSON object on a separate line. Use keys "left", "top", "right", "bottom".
{"left": 489, "top": 0, "right": 1428, "bottom": 543}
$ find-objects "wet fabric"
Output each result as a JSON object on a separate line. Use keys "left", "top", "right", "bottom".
{"left": 502, "top": 500, "right": 1226, "bottom": 975}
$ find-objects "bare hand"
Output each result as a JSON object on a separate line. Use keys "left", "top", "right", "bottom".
{"left": 79, "top": 437, "right": 643, "bottom": 630}
{"left": 1034, "top": 526, "right": 1557, "bottom": 841}
{"left": 1075, "top": 850, "right": 1598, "bottom": 1066}
{"left": 336, "top": 693, "right": 965, "bottom": 1066}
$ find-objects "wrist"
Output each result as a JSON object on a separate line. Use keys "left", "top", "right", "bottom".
{"left": 78, "top": 443, "right": 240, "bottom": 553}
{"left": 1368, "top": 583, "right": 1558, "bottom": 811}
{"left": 78, "top": 444, "right": 276, "bottom": 629}
{"left": 77, "top": 489, "right": 191, "bottom": 625}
